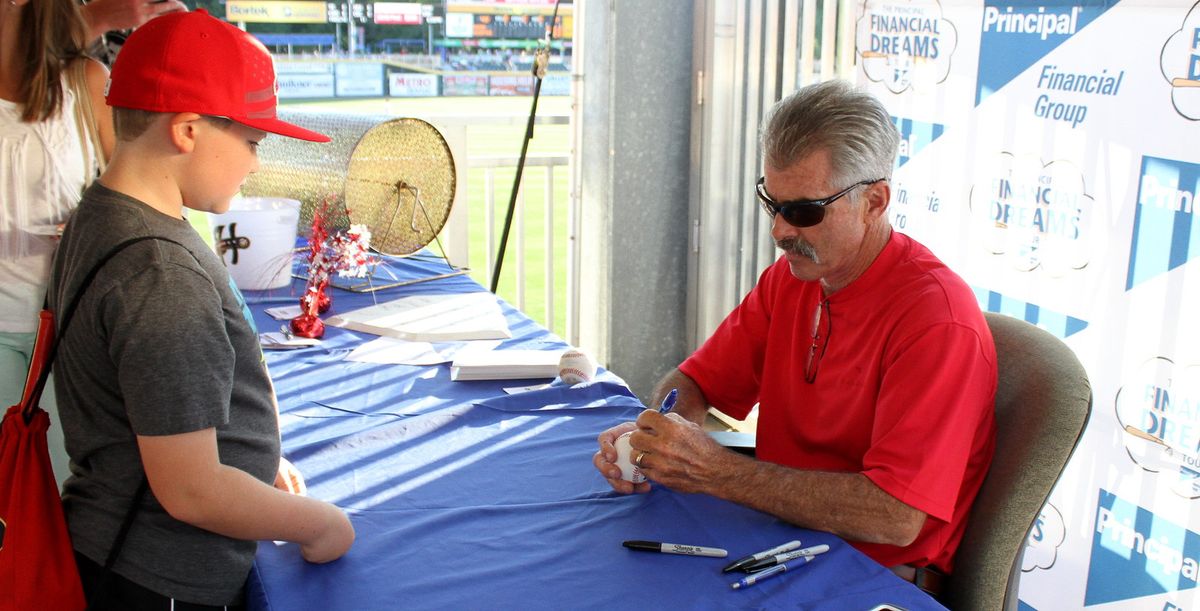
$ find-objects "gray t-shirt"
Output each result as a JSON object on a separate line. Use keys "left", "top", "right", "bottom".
{"left": 49, "top": 183, "right": 281, "bottom": 605}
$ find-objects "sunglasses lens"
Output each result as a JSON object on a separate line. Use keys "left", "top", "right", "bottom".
{"left": 782, "top": 205, "right": 824, "bottom": 228}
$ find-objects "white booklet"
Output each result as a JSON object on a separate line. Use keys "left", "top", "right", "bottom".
{"left": 326, "top": 292, "right": 512, "bottom": 342}
{"left": 450, "top": 349, "right": 565, "bottom": 381}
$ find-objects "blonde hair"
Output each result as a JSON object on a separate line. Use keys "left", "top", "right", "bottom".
{"left": 17, "top": 0, "right": 89, "bottom": 122}
{"left": 111, "top": 108, "right": 161, "bottom": 141}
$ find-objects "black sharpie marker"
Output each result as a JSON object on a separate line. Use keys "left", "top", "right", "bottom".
{"left": 622, "top": 540, "right": 728, "bottom": 558}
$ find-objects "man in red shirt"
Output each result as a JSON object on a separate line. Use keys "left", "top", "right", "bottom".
{"left": 592, "top": 80, "right": 997, "bottom": 590}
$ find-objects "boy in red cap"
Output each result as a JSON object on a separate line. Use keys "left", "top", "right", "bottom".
{"left": 48, "top": 10, "right": 353, "bottom": 610}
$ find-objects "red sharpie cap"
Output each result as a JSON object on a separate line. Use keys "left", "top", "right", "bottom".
{"left": 105, "top": 9, "right": 329, "bottom": 143}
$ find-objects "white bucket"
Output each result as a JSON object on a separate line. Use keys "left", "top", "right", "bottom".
{"left": 211, "top": 197, "right": 301, "bottom": 290}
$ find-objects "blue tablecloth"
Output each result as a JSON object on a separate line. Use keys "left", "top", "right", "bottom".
{"left": 245, "top": 254, "right": 945, "bottom": 610}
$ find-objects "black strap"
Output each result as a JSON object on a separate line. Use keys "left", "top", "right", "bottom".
{"left": 22, "top": 235, "right": 191, "bottom": 422}
{"left": 101, "top": 478, "right": 149, "bottom": 570}
{"left": 85, "top": 478, "right": 149, "bottom": 609}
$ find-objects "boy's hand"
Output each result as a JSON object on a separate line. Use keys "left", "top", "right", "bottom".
{"left": 274, "top": 456, "right": 307, "bottom": 496}
{"left": 300, "top": 504, "right": 355, "bottom": 564}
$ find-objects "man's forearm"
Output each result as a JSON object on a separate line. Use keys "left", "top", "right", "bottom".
{"left": 705, "top": 454, "right": 926, "bottom": 547}
{"left": 643, "top": 368, "right": 924, "bottom": 548}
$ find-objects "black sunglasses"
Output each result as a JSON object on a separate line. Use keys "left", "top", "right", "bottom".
{"left": 755, "top": 176, "right": 886, "bottom": 228}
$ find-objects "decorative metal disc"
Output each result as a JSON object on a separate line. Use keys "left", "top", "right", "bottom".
{"left": 346, "top": 118, "right": 455, "bottom": 256}
{"left": 240, "top": 111, "right": 456, "bottom": 256}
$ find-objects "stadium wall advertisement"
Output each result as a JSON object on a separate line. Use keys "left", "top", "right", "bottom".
{"left": 856, "top": 1, "right": 1200, "bottom": 607}
{"left": 275, "top": 62, "right": 569, "bottom": 99}
{"left": 389, "top": 72, "right": 441, "bottom": 96}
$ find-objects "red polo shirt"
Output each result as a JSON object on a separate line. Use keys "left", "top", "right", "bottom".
{"left": 680, "top": 231, "right": 996, "bottom": 572}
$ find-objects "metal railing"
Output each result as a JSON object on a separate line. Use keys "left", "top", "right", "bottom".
{"left": 432, "top": 115, "right": 575, "bottom": 341}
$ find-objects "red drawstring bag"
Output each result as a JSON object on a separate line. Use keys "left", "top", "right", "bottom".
{"left": 0, "top": 309, "right": 86, "bottom": 611}
{"left": 0, "top": 236, "right": 179, "bottom": 611}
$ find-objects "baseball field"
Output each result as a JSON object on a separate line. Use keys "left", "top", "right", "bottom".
{"left": 282, "top": 95, "right": 573, "bottom": 334}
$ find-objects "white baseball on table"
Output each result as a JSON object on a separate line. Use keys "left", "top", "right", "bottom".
{"left": 557, "top": 348, "right": 597, "bottom": 385}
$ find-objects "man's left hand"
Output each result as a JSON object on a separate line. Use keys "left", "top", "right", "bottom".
{"left": 627, "top": 410, "right": 732, "bottom": 494}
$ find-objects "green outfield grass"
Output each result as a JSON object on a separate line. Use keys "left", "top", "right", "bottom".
{"left": 282, "top": 96, "right": 573, "bottom": 334}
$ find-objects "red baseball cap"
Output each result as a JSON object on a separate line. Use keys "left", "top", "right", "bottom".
{"left": 106, "top": 9, "right": 329, "bottom": 143}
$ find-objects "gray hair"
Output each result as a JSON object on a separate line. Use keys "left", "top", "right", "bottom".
{"left": 760, "top": 80, "right": 899, "bottom": 186}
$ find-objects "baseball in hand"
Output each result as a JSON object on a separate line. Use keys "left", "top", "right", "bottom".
{"left": 613, "top": 431, "right": 647, "bottom": 483}
{"left": 558, "top": 348, "right": 597, "bottom": 385}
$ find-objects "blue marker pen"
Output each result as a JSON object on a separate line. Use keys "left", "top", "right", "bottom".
{"left": 659, "top": 388, "right": 678, "bottom": 414}
{"left": 730, "top": 556, "right": 813, "bottom": 590}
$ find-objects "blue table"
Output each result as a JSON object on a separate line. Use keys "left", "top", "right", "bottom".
{"left": 244, "top": 254, "right": 945, "bottom": 610}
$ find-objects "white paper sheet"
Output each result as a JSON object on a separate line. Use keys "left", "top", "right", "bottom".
{"left": 265, "top": 305, "right": 303, "bottom": 320}
{"left": 326, "top": 292, "right": 512, "bottom": 342}
{"left": 259, "top": 332, "right": 321, "bottom": 350}
{"left": 346, "top": 337, "right": 503, "bottom": 366}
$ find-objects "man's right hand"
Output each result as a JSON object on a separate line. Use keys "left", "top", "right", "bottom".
{"left": 593, "top": 421, "right": 651, "bottom": 495}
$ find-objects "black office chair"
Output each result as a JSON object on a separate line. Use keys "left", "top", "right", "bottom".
{"left": 940, "top": 313, "right": 1092, "bottom": 610}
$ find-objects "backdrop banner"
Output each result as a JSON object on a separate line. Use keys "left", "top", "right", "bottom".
{"left": 857, "top": 1, "right": 1200, "bottom": 608}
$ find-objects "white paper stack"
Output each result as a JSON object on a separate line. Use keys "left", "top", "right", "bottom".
{"left": 450, "top": 349, "right": 565, "bottom": 381}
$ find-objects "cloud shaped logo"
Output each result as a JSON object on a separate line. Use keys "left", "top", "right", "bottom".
{"left": 856, "top": 0, "right": 958, "bottom": 93}
{"left": 1023, "top": 503, "right": 1065, "bottom": 572}
{"left": 967, "top": 153, "right": 1098, "bottom": 276}
{"left": 1161, "top": 1, "right": 1200, "bottom": 120}
{"left": 1115, "top": 357, "right": 1200, "bottom": 499}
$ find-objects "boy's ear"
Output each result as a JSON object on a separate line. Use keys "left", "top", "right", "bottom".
{"left": 167, "top": 113, "right": 205, "bottom": 154}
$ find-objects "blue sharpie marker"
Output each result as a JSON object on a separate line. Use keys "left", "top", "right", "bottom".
{"left": 731, "top": 556, "right": 815, "bottom": 590}
{"left": 659, "top": 388, "right": 678, "bottom": 414}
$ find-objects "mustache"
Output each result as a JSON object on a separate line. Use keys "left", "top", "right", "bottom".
{"left": 775, "top": 237, "right": 819, "bottom": 262}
